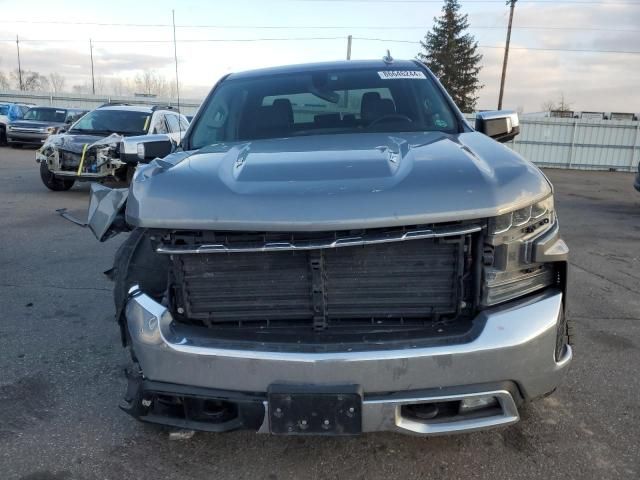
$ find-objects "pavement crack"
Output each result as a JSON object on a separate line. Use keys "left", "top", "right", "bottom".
{"left": 569, "top": 262, "right": 640, "bottom": 295}
{"left": 1, "top": 283, "right": 110, "bottom": 292}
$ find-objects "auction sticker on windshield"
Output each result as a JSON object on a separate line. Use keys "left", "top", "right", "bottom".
{"left": 378, "top": 71, "right": 427, "bottom": 79}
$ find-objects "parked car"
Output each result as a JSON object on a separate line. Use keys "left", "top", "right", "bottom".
{"left": 634, "top": 161, "right": 640, "bottom": 192}
{"left": 36, "top": 104, "right": 189, "bottom": 191}
{"left": 0, "top": 102, "right": 32, "bottom": 145}
{"left": 7, "top": 106, "right": 88, "bottom": 148}
{"left": 83, "top": 59, "right": 571, "bottom": 437}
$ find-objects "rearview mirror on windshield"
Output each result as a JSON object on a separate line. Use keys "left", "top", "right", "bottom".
{"left": 475, "top": 110, "right": 520, "bottom": 143}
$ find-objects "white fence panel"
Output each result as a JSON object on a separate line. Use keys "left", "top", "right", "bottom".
{"left": 466, "top": 115, "right": 639, "bottom": 172}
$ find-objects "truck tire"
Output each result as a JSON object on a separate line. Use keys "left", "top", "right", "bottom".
{"left": 40, "top": 161, "right": 75, "bottom": 191}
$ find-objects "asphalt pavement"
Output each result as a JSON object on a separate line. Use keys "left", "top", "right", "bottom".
{"left": 1, "top": 145, "right": 639, "bottom": 479}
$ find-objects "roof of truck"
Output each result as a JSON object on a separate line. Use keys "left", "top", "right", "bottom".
{"left": 228, "top": 59, "right": 422, "bottom": 80}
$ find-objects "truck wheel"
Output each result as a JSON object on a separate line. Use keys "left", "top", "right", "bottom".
{"left": 39, "top": 161, "right": 75, "bottom": 191}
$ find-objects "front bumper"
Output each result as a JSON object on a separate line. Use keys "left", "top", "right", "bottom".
{"left": 125, "top": 287, "right": 572, "bottom": 435}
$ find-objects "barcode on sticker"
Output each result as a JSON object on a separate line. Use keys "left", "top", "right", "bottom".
{"left": 378, "top": 70, "right": 426, "bottom": 80}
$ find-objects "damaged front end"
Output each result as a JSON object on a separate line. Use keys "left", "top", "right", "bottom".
{"left": 36, "top": 133, "right": 130, "bottom": 181}
{"left": 81, "top": 146, "right": 189, "bottom": 241}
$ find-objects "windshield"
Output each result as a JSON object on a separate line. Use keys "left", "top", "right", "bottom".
{"left": 23, "top": 108, "right": 67, "bottom": 122}
{"left": 69, "top": 109, "right": 151, "bottom": 135}
{"left": 190, "top": 66, "right": 459, "bottom": 149}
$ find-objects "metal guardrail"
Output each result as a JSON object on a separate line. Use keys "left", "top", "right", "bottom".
{"left": 0, "top": 90, "right": 202, "bottom": 115}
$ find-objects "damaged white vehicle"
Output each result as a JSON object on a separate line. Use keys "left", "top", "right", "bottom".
{"left": 36, "top": 104, "right": 189, "bottom": 191}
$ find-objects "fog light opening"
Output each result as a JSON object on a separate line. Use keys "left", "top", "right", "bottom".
{"left": 400, "top": 396, "right": 505, "bottom": 425}
{"left": 459, "top": 396, "right": 499, "bottom": 413}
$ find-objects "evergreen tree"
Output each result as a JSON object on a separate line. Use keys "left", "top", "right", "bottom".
{"left": 418, "top": 0, "right": 483, "bottom": 113}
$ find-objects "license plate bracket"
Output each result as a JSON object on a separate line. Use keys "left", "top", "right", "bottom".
{"left": 268, "top": 385, "right": 362, "bottom": 435}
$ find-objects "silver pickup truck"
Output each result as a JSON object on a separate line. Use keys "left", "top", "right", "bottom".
{"left": 87, "top": 59, "right": 571, "bottom": 437}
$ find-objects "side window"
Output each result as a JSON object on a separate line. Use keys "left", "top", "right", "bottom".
{"left": 152, "top": 114, "right": 168, "bottom": 134}
{"left": 166, "top": 114, "right": 180, "bottom": 133}
{"left": 66, "top": 111, "right": 82, "bottom": 123}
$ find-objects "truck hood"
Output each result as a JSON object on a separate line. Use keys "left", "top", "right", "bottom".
{"left": 43, "top": 133, "right": 115, "bottom": 153}
{"left": 127, "top": 131, "right": 552, "bottom": 231}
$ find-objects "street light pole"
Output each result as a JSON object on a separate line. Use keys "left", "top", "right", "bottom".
{"left": 89, "top": 38, "right": 96, "bottom": 95}
{"left": 346, "top": 35, "right": 352, "bottom": 60}
{"left": 16, "top": 35, "right": 23, "bottom": 91}
{"left": 172, "top": 9, "right": 181, "bottom": 110}
{"left": 498, "top": 0, "right": 517, "bottom": 110}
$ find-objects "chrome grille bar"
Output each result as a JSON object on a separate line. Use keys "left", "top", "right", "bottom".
{"left": 156, "top": 224, "right": 482, "bottom": 254}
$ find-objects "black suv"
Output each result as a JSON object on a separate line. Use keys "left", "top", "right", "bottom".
{"left": 7, "top": 107, "right": 87, "bottom": 147}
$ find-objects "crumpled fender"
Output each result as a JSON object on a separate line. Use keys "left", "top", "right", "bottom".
{"left": 85, "top": 150, "right": 192, "bottom": 241}
{"left": 88, "top": 183, "right": 129, "bottom": 241}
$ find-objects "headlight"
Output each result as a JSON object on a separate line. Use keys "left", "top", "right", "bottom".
{"left": 483, "top": 195, "right": 559, "bottom": 307}
{"left": 489, "top": 196, "right": 554, "bottom": 238}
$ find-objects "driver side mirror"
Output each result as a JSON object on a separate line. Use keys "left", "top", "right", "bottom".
{"left": 475, "top": 110, "right": 520, "bottom": 143}
{"left": 120, "top": 134, "right": 175, "bottom": 164}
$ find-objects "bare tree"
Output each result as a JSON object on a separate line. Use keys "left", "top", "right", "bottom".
{"left": 541, "top": 92, "right": 572, "bottom": 112}
{"left": 134, "top": 70, "right": 170, "bottom": 97}
{"left": 10, "top": 70, "right": 49, "bottom": 91}
{"left": 72, "top": 83, "right": 90, "bottom": 94}
{"left": 0, "top": 71, "right": 9, "bottom": 90}
{"left": 87, "top": 76, "right": 107, "bottom": 95}
{"left": 48, "top": 72, "right": 66, "bottom": 94}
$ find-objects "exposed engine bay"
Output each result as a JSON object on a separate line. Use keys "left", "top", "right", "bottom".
{"left": 36, "top": 133, "right": 130, "bottom": 181}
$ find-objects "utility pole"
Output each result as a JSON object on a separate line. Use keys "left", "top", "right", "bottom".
{"left": 346, "top": 35, "right": 352, "bottom": 60}
{"left": 16, "top": 35, "right": 23, "bottom": 91}
{"left": 89, "top": 38, "right": 95, "bottom": 95}
{"left": 498, "top": 0, "right": 517, "bottom": 110}
{"left": 172, "top": 10, "right": 181, "bottom": 110}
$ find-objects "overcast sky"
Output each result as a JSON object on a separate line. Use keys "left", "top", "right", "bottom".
{"left": 1, "top": 0, "right": 639, "bottom": 112}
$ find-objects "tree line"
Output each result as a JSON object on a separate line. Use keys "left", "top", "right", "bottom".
{"left": 0, "top": 68, "right": 177, "bottom": 98}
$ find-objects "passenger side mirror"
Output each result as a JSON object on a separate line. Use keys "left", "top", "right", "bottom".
{"left": 120, "top": 134, "right": 175, "bottom": 163}
{"left": 475, "top": 110, "right": 520, "bottom": 143}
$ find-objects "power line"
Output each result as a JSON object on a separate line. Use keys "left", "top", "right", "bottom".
{"left": 1, "top": 20, "right": 639, "bottom": 33}
{"left": 353, "top": 37, "right": 640, "bottom": 54}
{"left": 1, "top": 36, "right": 638, "bottom": 55}
{"left": 295, "top": 0, "right": 640, "bottom": 4}
{"left": 0, "top": 37, "right": 348, "bottom": 43}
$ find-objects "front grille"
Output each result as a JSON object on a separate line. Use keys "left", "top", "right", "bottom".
{"left": 169, "top": 232, "right": 476, "bottom": 334}
{"left": 11, "top": 127, "right": 41, "bottom": 133}
{"left": 59, "top": 149, "right": 96, "bottom": 172}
